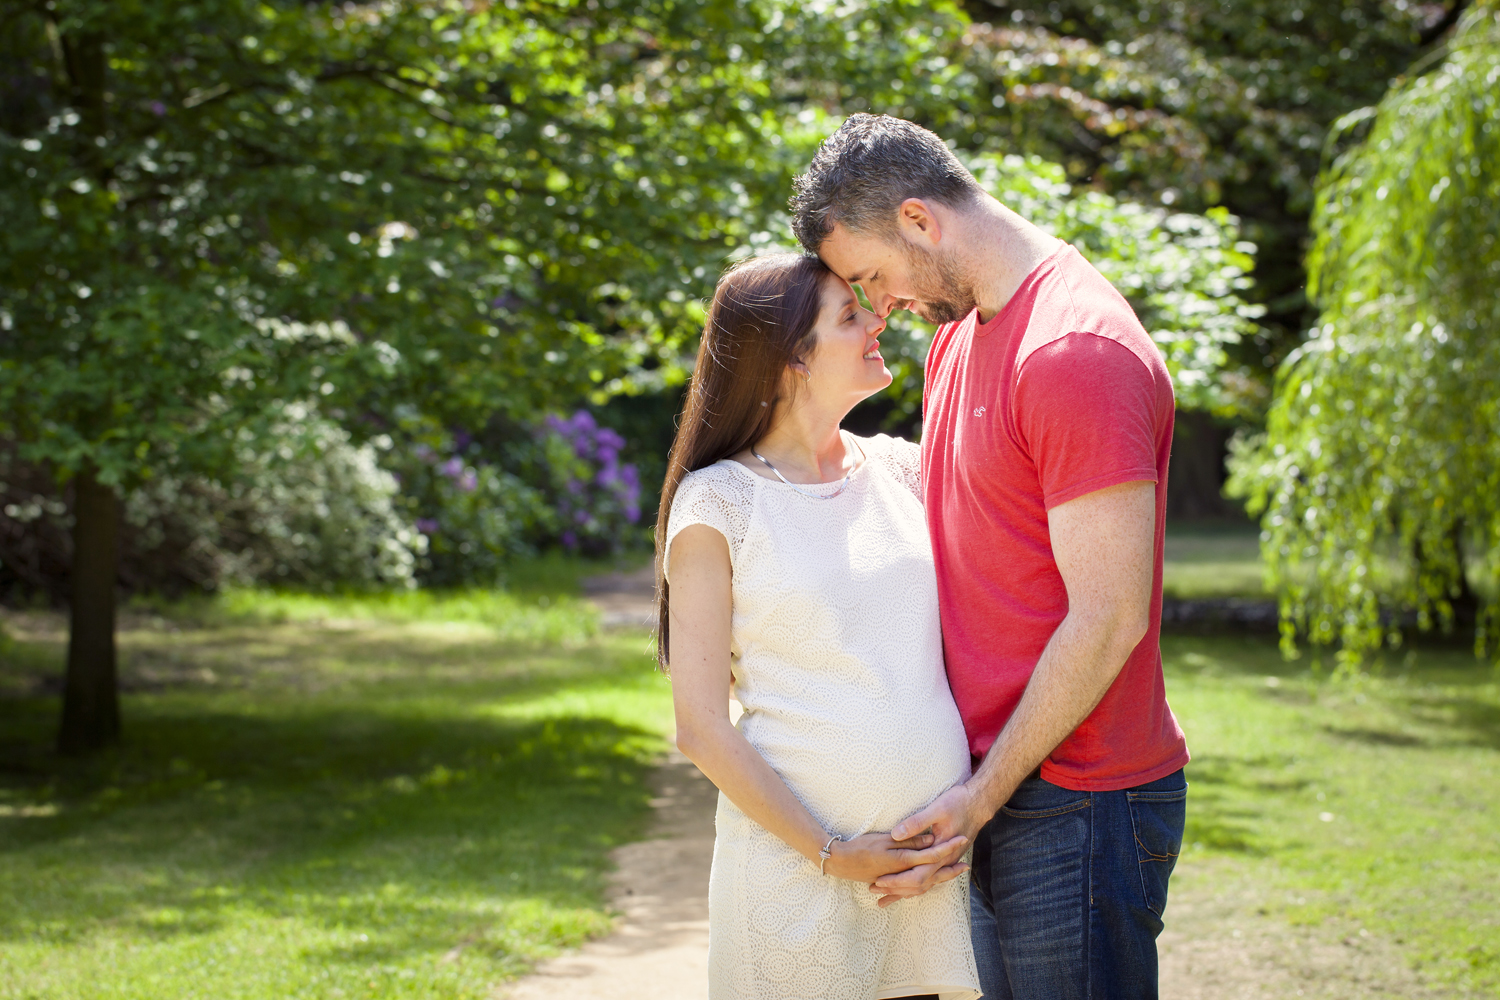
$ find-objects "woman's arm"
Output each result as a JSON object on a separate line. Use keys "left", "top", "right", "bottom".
{"left": 667, "top": 523, "right": 966, "bottom": 886}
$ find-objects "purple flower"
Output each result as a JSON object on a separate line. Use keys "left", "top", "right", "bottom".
{"left": 440, "top": 457, "right": 464, "bottom": 480}
{"left": 561, "top": 530, "right": 578, "bottom": 549}
{"left": 416, "top": 518, "right": 439, "bottom": 534}
{"left": 453, "top": 429, "right": 473, "bottom": 451}
{"left": 457, "top": 469, "right": 477, "bottom": 493}
{"left": 415, "top": 444, "right": 436, "bottom": 464}
{"left": 150, "top": 100, "right": 167, "bottom": 117}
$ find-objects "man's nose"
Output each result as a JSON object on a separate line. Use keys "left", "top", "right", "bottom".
{"left": 874, "top": 293, "right": 899, "bottom": 319}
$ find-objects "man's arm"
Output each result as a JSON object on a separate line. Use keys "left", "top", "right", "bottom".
{"left": 871, "top": 479, "right": 1156, "bottom": 903}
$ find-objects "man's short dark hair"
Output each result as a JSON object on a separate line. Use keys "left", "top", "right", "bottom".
{"left": 790, "top": 114, "right": 983, "bottom": 254}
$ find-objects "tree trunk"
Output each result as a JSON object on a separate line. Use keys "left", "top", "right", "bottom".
{"left": 57, "top": 469, "right": 121, "bottom": 755}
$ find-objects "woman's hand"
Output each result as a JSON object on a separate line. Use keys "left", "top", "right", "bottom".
{"left": 823, "top": 831, "right": 969, "bottom": 890}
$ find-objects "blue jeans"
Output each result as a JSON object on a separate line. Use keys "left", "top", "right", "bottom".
{"left": 969, "top": 769, "right": 1187, "bottom": 1000}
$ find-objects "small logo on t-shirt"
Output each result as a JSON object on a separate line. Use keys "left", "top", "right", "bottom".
{"left": 973, "top": 405, "right": 986, "bottom": 418}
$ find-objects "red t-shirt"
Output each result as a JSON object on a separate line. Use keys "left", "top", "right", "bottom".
{"left": 921, "top": 243, "right": 1189, "bottom": 792}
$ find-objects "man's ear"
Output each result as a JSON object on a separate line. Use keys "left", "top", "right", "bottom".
{"left": 897, "top": 198, "right": 943, "bottom": 247}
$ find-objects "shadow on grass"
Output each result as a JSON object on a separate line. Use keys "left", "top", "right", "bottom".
{"left": 0, "top": 693, "right": 661, "bottom": 969}
{"left": 1182, "top": 753, "right": 1310, "bottom": 856}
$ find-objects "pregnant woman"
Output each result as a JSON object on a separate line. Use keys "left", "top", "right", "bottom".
{"left": 657, "top": 252, "right": 980, "bottom": 1000}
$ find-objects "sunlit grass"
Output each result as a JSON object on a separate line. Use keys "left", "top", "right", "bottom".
{"left": 1167, "top": 635, "right": 1500, "bottom": 992}
{"left": 2, "top": 575, "right": 1496, "bottom": 997}
{"left": 0, "top": 582, "right": 671, "bottom": 1000}
{"left": 1162, "top": 520, "right": 1269, "bottom": 599}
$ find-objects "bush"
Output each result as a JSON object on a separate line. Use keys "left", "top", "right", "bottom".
{"left": 390, "top": 410, "right": 645, "bottom": 587}
{"left": 0, "top": 411, "right": 424, "bottom": 599}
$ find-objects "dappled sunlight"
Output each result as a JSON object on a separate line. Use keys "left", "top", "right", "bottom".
{"left": 0, "top": 602, "right": 670, "bottom": 999}
{"left": 1163, "top": 635, "right": 1500, "bottom": 989}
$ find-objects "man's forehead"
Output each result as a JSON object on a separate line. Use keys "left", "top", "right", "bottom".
{"left": 819, "top": 225, "right": 884, "bottom": 283}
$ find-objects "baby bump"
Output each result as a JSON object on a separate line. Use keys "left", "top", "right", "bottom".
{"left": 743, "top": 703, "right": 970, "bottom": 836}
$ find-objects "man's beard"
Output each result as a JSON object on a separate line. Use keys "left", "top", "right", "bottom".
{"left": 903, "top": 242, "right": 975, "bottom": 325}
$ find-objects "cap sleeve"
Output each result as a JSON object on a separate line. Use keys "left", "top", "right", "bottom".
{"left": 862, "top": 433, "right": 922, "bottom": 504}
{"left": 663, "top": 465, "right": 754, "bottom": 583}
{"left": 1013, "top": 333, "right": 1164, "bottom": 511}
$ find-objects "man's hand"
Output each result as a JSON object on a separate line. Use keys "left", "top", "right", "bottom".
{"left": 868, "top": 783, "right": 989, "bottom": 906}
{"left": 823, "top": 830, "right": 966, "bottom": 887}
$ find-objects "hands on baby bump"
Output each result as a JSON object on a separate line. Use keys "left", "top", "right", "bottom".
{"left": 822, "top": 809, "right": 972, "bottom": 909}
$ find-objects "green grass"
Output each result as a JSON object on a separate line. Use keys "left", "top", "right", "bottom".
{"left": 0, "top": 583, "right": 672, "bottom": 1000}
{"left": 3, "top": 573, "right": 1497, "bottom": 997}
{"left": 1162, "top": 519, "right": 1269, "bottom": 599}
{"left": 1167, "top": 634, "right": 1500, "bottom": 993}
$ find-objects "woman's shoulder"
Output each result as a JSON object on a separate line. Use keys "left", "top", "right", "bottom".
{"left": 851, "top": 432, "right": 922, "bottom": 496}
{"left": 852, "top": 431, "right": 920, "bottom": 464}
{"left": 666, "top": 461, "right": 758, "bottom": 562}
{"left": 670, "top": 461, "right": 757, "bottom": 516}
{"left": 678, "top": 459, "right": 751, "bottom": 492}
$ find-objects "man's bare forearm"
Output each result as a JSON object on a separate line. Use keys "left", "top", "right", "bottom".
{"left": 965, "top": 605, "right": 1146, "bottom": 824}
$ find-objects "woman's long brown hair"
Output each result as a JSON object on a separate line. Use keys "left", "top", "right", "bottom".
{"left": 654, "top": 252, "right": 832, "bottom": 669}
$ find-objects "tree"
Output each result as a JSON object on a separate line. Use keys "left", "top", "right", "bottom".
{"left": 878, "top": 0, "right": 1472, "bottom": 410}
{"left": 1226, "top": 1, "right": 1500, "bottom": 667}
{"left": 0, "top": 0, "right": 820, "bottom": 753}
{"left": 0, "top": 0, "right": 1289, "bottom": 753}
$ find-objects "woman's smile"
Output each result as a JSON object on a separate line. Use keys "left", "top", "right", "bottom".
{"left": 863, "top": 339, "right": 883, "bottom": 361}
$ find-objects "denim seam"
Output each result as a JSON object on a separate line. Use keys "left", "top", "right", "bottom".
{"left": 1133, "top": 835, "right": 1180, "bottom": 863}
{"left": 1085, "top": 790, "right": 1096, "bottom": 1000}
{"left": 1126, "top": 790, "right": 1188, "bottom": 804}
{"left": 998, "top": 799, "right": 1091, "bottom": 820}
{"left": 1127, "top": 798, "right": 1171, "bottom": 918}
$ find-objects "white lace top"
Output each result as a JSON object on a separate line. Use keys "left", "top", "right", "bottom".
{"left": 665, "top": 433, "right": 980, "bottom": 1000}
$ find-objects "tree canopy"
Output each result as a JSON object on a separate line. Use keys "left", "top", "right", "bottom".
{"left": 1, "top": 0, "right": 1280, "bottom": 750}
{"left": 891, "top": 0, "right": 1472, "bottom": 411}
{"left": 1227, "top": 1, "right": 1500, "bottom": 666}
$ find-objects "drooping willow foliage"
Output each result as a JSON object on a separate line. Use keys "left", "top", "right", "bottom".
{"left": 1228, "top": 1, "right": 1500, "bottom": 667}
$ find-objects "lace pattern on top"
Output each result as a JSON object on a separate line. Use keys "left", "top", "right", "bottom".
{"left": 663, "top": 463, "right": 754, "bottom": 583}
{"left": 664, "top": 433, "right": 923, "bottom": 582}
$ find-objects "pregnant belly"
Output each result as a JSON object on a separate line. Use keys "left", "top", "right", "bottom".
{"left": 740, "top": 703, "right": 971, "bottom": 838}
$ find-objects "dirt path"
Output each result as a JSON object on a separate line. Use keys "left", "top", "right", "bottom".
{"left": 497, "top": 748, "right": 717, "bottom": 1000}
{"left": 507, "top": 574, "right": 1468, "bottom": 1000}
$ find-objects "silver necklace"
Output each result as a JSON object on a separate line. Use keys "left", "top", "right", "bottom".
{"left": 752, "top": 434, "right": 863, "bottom": 500}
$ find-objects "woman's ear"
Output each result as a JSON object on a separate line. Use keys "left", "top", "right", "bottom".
{"left": 787, "top": 359, "right": 812, "bottom": 384}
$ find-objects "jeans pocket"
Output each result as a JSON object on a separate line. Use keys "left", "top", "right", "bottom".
{"left": 1127, "top": 781, "right": 1186, "bottom": 917}
{"left": 999, "top": 778, "right": 1091, "bottom": 820}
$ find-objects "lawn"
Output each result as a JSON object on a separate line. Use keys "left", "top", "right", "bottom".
{"left": 1165, "top": 634, "right": 1500, "bottom": 995}
{"left": 0, "top": 573, "right": 674, "bottom": 1000}
{"left": 1162, "top": 519, "right": 1269, "bottom": 600}
{"left": 1, "top": 550, "right": 1497, "bottom": 998}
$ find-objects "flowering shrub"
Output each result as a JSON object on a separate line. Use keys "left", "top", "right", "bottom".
{"left": 387, "top": 439, "right": 553, "bottom": 588}
{"left": 388, "top": 410, "right": 644, "bottom": 586}
{"left": 1, "top": 410, "right": 426, "bottom": 598}
{"left": 541, "top": 411, "right": 643, "bottom": 554}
